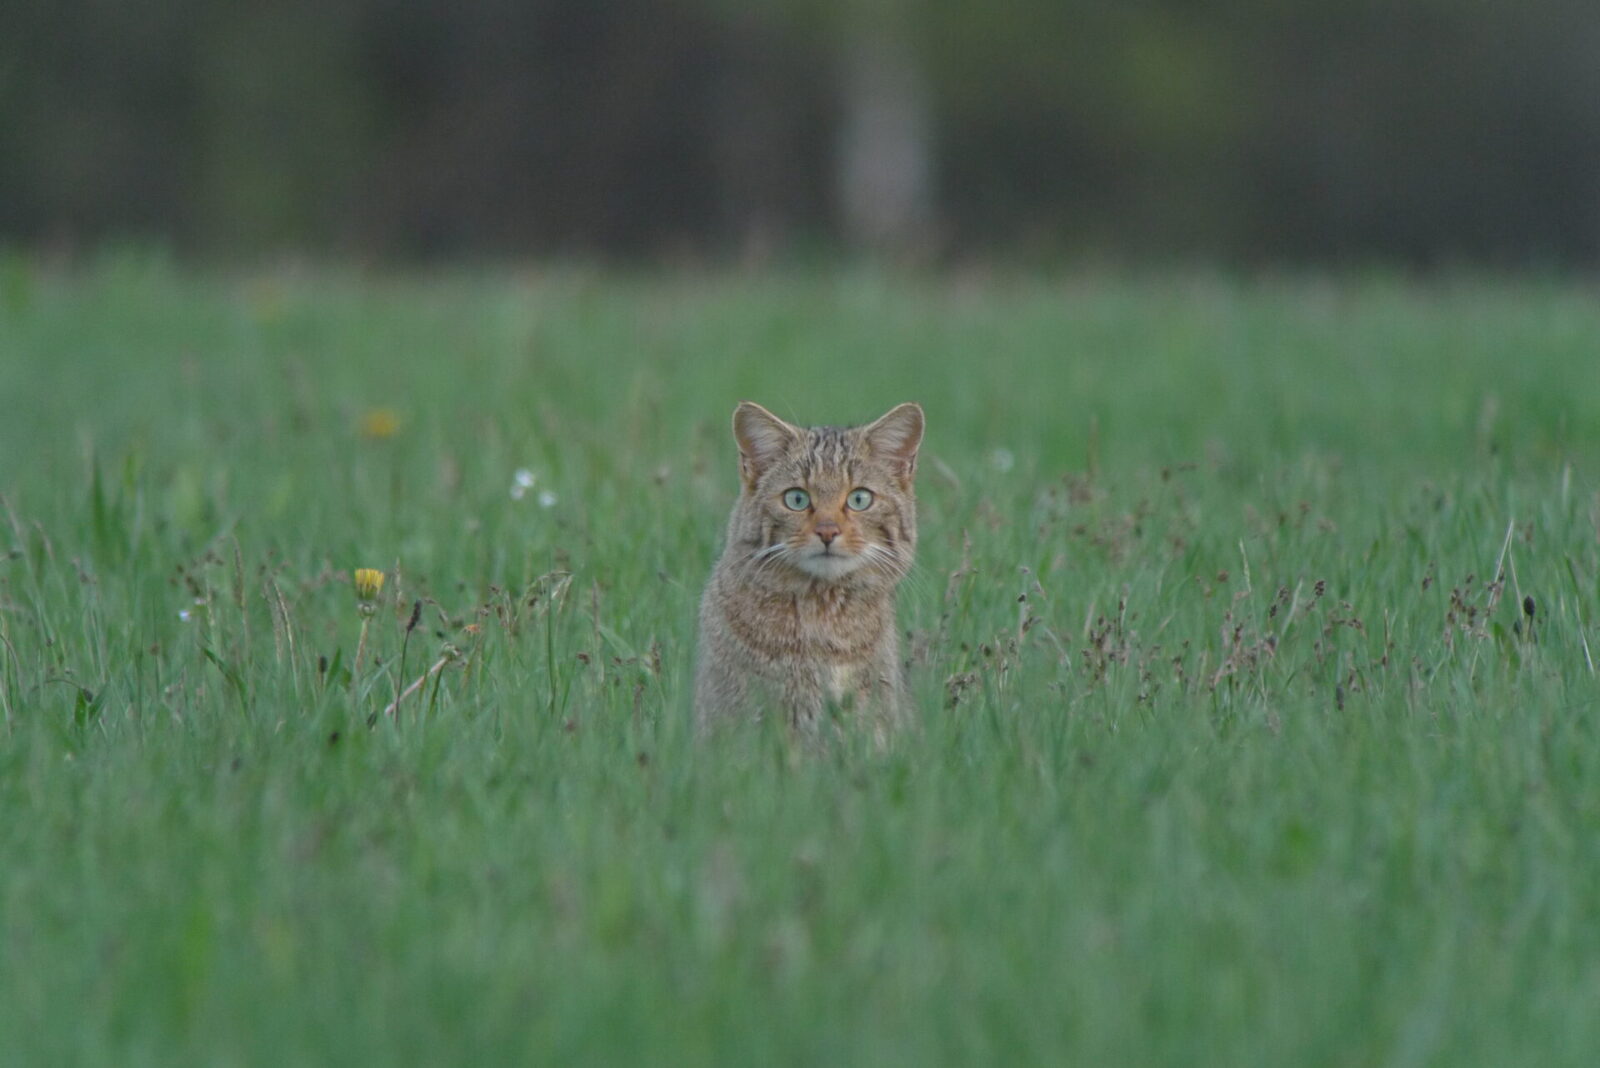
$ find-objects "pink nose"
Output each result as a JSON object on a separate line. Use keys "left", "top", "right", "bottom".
{"left": 815, "top": 521, "right": 840, "bottom": 545}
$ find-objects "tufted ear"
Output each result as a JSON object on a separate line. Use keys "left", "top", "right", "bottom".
{"left": 732, "top": 401, "right": 802, "bottom": 491}
{"left": 863, "top": 402, "right": 924, "bottom": 487}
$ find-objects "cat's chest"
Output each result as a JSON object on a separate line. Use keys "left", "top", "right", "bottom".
{"left": 825, "top": 661, "right": 865, "bottom": 702}
{"left": 793, "top": 588, "right": 882, "bottom": 650}
{"left": 729, "top": 586, "right": 884, "bottom": 660}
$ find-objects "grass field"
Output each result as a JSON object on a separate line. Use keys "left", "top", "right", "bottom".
{"left": 2, "top": 252, "right": 1598, "bottom": 1066}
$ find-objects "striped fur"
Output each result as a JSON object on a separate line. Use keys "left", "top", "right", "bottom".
{"left": 696, "top": 401, "right": 924, "bottom": 738}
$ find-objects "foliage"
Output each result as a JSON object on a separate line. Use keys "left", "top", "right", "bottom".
{"left": 3, "top": 1, "right": 1600, "bottom": 261}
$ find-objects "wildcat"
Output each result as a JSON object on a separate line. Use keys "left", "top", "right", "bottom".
{"left": 695, "top": 401, "right": 924, "bottom": 736}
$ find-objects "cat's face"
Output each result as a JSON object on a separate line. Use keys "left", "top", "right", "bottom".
{"left": 728, "top": 402, "right": 923, "bottom": 585}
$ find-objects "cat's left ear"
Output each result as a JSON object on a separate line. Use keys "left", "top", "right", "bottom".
{"left": 864, "top": 402, "right": 924, "bottom": 488}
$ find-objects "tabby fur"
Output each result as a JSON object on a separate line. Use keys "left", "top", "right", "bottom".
{"left": 695, "top": 401, "right": 924, "bottom": 737}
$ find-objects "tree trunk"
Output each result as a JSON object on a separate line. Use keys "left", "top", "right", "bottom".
{"left": 835, "top": 28, "right": 935, "bottom": 257}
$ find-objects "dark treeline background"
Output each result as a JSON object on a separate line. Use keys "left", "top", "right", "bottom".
{"left": 4, "top": 0, "right": 1599, "bottom": 265}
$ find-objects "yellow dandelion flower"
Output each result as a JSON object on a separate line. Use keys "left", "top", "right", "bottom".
{"left": 359, "top": 408, "right": 401, "bottom": 439}
{"left": 351, "top": 568, "right": 386, "bottom": 678}
{"left": 353, "top": 568, "right": 385, "bottom": 603}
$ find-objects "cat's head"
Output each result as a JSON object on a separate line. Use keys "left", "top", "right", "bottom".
{"left": 728, "top": 401, "right": 923, "bottom": 585}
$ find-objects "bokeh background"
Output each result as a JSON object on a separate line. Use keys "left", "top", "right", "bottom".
{"left": 4, "top": 0, "right": 1600, "bottom": 265}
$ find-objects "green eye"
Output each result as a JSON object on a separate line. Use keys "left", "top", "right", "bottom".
{"left": 782, "top": 488, "right": 811, "bottom": 511}
{"left": 846, "top": 488, "right": 875, "bottom": 511}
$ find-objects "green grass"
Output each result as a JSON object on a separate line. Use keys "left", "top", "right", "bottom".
{"left": 2, "top": 252, "right": 1599, "bottom": 1066}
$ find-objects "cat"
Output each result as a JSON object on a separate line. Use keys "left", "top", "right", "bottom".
{"left": 695, "top": 401, "right": 924, "bottom": 737}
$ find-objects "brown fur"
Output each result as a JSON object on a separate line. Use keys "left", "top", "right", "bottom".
{"left": 695, "top": 401, "right": 924, "bottom": 737}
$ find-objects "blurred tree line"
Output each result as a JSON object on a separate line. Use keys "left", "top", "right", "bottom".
{"left": 3, "top": 0, "right": 1598, "bottom": 264}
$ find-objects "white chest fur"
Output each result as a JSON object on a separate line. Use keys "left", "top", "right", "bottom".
{"left": 827, "top": 662, "right": 856, "bottom": 703}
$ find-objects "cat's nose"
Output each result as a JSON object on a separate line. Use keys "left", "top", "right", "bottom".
{"left": 814, "top": 520, "right": 840, "bottom": 545}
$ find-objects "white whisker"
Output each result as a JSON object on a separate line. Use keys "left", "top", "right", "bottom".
{"left": 859, "top": 542, "right": 903, "bottom": 575}
{"left": 744, "top": 541, "right": 796, "bottom": 580}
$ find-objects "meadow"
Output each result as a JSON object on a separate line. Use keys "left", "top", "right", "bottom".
{"left": 1, "top": 252, "right": 1597, "bottom": 1066}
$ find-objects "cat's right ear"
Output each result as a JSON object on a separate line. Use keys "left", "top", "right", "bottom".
{"left": 733, "top": 401, "right": 801, "bottom": 491}
{"left": 864, "top": 401, "right": 924, "bottom": 488}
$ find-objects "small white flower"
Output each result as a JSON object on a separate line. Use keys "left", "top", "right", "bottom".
{"left": 510, "top": 468, "right": 538, "bottom": 501}
{"left": 178, "top": 609, "right": 192, "bottom": 622}
{"left": 989, "top": 448, "right": 1015, "bottom": 473}
{"left": 538, "top": 490, "right": 558, "bottom": 508}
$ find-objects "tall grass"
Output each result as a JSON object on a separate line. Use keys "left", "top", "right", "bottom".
{"left": 1, "top": 254, "right": 1597, "bottom": 1065}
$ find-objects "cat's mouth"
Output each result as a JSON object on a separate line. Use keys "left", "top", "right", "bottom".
{"left": 795, "top": 547, "right": 862, "bottom": 580}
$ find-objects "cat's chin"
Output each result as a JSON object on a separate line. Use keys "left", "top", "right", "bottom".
{"left": 793, "top": 552, "right": 865, "bottom": 582}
